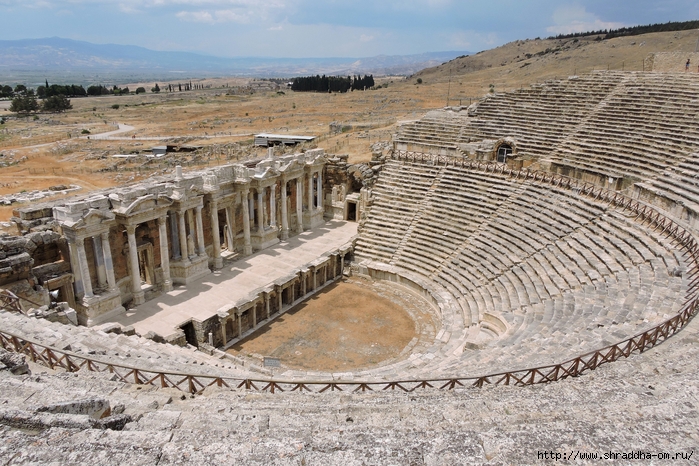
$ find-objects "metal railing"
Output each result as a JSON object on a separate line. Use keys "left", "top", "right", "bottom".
{"left": 1, "top": 151, "right": 697, "bottom": 394}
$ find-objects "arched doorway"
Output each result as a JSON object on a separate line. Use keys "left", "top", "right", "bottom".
{"left": 496, "top": 143, "right": 513, "bottom": 163}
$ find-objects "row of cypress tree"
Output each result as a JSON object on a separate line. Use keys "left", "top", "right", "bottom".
{"left": 291, "top": 75, "right": 375, "bottom": 93}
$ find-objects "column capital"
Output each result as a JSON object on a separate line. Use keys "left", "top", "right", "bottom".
{"left": 126, "top": 224, "right": 137, "bottom": 235}
{"left": 157, "top": 215, "right": 168, "bottom": 226}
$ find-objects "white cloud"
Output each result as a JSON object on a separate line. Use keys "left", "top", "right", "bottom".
{"left": 546, "top": 5, "right": 626, "bottom": 35}
{"left": 360, "top": 34, "right": 374, "bottom": 42}
{"left": 176, "top": 10, "right": 213, "bottom": 22}
{"left": 176, "top": 8, "right": 254, "bottom": 23}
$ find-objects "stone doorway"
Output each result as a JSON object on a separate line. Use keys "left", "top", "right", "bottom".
{"left": 137, "top": 243, "right": 155, "bottom": 287}
{"left": 346, "top": 201, "right": 357, "bottom": 221}
{"left": 496, "top": 144, "right": 513, "bottom": 163}
{"left": 181, "top": 321, "right": 198, "bottom": 347}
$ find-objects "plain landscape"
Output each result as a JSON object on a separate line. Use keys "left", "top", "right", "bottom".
{"left": 0, "top": 27, "right": 695, "bottom": 227}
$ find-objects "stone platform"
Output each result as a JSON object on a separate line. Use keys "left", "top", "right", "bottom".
{"left": 107, "top": 220, "right": 357, "bottom": 339}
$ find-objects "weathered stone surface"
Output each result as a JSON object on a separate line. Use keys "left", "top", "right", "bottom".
{"left": 0, "top": 348, "right": 29, "bottom": 375}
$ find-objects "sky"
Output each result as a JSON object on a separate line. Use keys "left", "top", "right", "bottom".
{"left": 0, "top": 0, "right": 697, "bottom": 58}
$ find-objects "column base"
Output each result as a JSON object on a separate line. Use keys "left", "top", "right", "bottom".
{"left": 281, "top": 229, "right": 289, "bottom": 240}
{"left": 244, "top": 244, "right": 253, "bottom": 256}
{"left": 162, "top": 280, "right": 173, "bottom": 292}
{"left": 214, "top": 257, "right": 223, "bottom": 269}
{"left": 75, "top": 289, "right": 126, "bottom": 327}
{"left": 170, "top": 255, "right": 211, "bottom": 285}
{"left": 132, "top": 290, "right": 146, "bottom": 305}
{"left": 251, "top": 228, "right": 280, "bottom": 252}
{"left": 303, "top": 209, "right": 325, "bottom": 230}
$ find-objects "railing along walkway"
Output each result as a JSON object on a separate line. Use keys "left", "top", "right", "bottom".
{"left": 0, "top": 151, "right": 697, "bottom": 394}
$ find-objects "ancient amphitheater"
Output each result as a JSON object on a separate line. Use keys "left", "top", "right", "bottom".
{"left": 2, "top": 70, "right": 699, "bottom": 464}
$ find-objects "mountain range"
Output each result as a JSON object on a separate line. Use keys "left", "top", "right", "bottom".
{"left": 0, "top": 37, "right": 469, "bottom": 83}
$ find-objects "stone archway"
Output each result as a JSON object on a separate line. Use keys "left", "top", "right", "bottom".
{"left": 495, "top": 143, "right": 513, "bottom": 163}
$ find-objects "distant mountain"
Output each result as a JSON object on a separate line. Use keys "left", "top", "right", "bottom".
{"left": 0, "top": 37, "right": 469, "bottom": 81}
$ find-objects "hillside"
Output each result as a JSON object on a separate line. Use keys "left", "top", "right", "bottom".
{"left": 0, "top": 28, "right": 698, "bottom": 224}
{"left": 411, "top": 29, "right": 699, "bottom": 96}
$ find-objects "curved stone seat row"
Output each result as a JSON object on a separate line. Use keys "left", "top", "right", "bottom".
{"left": 353, "top": 158, "right": 687, "bottom": 380}
{"left": 3, "top": 310, "right": 698, "bottom": 465}
{"left": 0, "top": 310, "right": 254, "bottom": 378}
{"left": 395, "top": 72, "right": 699, "bottom": 186}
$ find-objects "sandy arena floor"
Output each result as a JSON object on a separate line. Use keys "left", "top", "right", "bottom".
{"left": 229, "top": 278, "right": 437, "bottom": 372}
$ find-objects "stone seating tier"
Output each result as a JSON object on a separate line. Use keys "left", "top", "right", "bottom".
{"left": 0, "top": 311, "right": 255, "bottom": 378}
{"left": 395, "top": 72, "right": 699, "bottom": 186}
{"left": 2, "top": 311, "right": 698, "bottom": 466}
{"left": 353, "top": 158, "right": 686, "bottom": 381}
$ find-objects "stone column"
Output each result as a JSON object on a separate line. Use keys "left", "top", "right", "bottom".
{"left": 296, "top": 178, "right": 303, "bottom": 233}
{"left": 209, "top": 199, "right": 222, "bottom": 268}
{"left": 277, "top": 288, "right": 283, "bottom": 311}
{"left": 301, "top": 271, "right": 307, "bottom": 295}
{"left": 225, "top": 205, "right": 235, "bottom": 251}
{"left": 169, "top": 213, "right": 181, "bottom": 260}
{"left": 316, "top": 169, "right": 322, "bottom": 210}
{"left": 269, "top": 185, "right": 276, "bottom": 229}
{"left": 67, "top": 239, "right": 85, "bottom": 298}
{"left": 186, "top": 209, "right": 196, "bottom": 257}
{"left": 340, "top": 254, "right": 345, "bottom": 280}
{"left": 248, "top": 191, "right": 255, "bottom": 224}
{"left": 281, "top": 180, "right": 289, "bottom": 240}
{"left": 237, "top": 311, "right": 242, "bottom": 338}
{"left": 313, "top": 268, "right": 317, "bottom": 291}
{"left": 92, "top": 236, "right": 107, "bottom": 289}
{"left": 252, "top": 304, "right": 257, "bottom": 327}
{"left": 265, "top": 293, "right": 270, "bottom": 319}
{"left": 100, "top": 231, "right": 117, "bottom": 292}
{"left": 307, "top": 173, "right": 314, "bottom": 211}
{"left": 195, "top": 205, "right": 206, "bottom": 257}
{"left": 241, "top": 189, "right": 252, "bottom": 255}
{"left": 127, "top": 225, "right": 145, "bottom": 305}
{"left": 257, "top": 189, "right": 264, "bottom": 234}
{"left": 219, "top": 313, "right": 228, "bottom": 345}
{"left": 178, "top": 210, "right": 189, "bottom": 263}
{"left": 157, "top": 216, "right": 173, "bottom": 292}
{"left": 75, "top": 238, "right": 94, "bottom": 299}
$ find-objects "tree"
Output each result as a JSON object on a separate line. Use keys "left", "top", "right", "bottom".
{"left": 9, "top": 95, "right": 39, "bottom": 114}
{"left": 151, "top": 83, "right": 160, "bottom": 93}
{"left": 87, "top": 85, "right": 110, "bottom": 96}
{"left": 135, "top": 87, "right": 146, "bottom": 94}
{"left": 0, "top": 85, "right": 12, "bottom": 98}
{"left": 42, "top": 95, "right": 72, "bottom": 113}
{"left": 13, "top": 84, "right": 27, "bottom": 95}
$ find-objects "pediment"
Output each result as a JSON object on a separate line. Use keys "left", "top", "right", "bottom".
{"left": 123, "top": 194, "right": 174, "bottom": 215}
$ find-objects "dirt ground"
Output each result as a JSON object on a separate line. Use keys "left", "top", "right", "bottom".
{"left": 0, "top": 29, "right": 689, "bottom": 223}
{"left": 229, "top": 278, "right": 436, "bottom": 372}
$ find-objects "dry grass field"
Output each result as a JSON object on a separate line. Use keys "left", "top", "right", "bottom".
{"left": 0, "top": 29, "right": 696, "bottom": 222}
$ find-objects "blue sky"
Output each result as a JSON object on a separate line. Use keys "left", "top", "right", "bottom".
{"left": 0, "top": 0, "right": 697, "bottom": 57}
